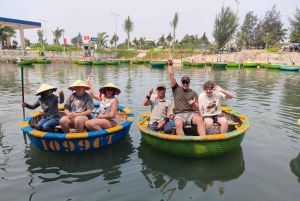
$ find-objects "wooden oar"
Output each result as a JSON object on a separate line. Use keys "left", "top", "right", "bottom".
{"left": 139, "top": 115, "right": 150, "bottom": 125}
{"left": 21, "top": 66, "right": 25, "bottom": 120}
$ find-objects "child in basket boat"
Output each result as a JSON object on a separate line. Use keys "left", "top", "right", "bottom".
{"left": 21, "top": 83, "right": 64, "bottom": 132}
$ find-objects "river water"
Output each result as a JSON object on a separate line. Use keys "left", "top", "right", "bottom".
{"left": 0, "top": 63, "right": 299, "bottom": 201}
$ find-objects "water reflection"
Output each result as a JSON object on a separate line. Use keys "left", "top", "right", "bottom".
{"left": 138, "top": 141, "right": 245, "bottom": 197}
{"left": 25, "top": 135, "right": 134, "bottom": 184}
{"left": 290, "top": 153, "right": 300, "bottom": 183}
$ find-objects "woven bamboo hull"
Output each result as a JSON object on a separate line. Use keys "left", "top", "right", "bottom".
{"left": 150, "top": 62, "right": 165, "bottom": 67}
{"left": 119, "top": 59, "right": 131, "bottom": 63}
{"left": 243, "top": 63, "right": 259, "bottom": 68}
{"left": 106, "top": 61, "right": 119, "bottom": 65}
{"left": 21, "top": 104, "right": 134, "bottom": 153}
{"left": 212, "top": 63, "right": 227, "bottom": 68}
{"left": 226, "top": 63, "right": 240, "bottom": 67}
{"left": 190, "top": 62, "right": 205, "bottom": 67}
{"left": 78, "top": 61, "right": 92, "bottom": 65}
{"left": 280, "top": 65, "right": 300, "bottom": 71}
{"left": 93, "top": 61, "right": 106, "bottom": 65}
{"left": 182, "top": 61, "right": 190, "bottom": 66}
{"left": 138, "top": 107, "right": 249, "bottom": 158}
{"left": 131, "top": 60, "right": 144, "bottom": 64}
{"left": 17, "top": 60, "right": 34, "bottom": 65}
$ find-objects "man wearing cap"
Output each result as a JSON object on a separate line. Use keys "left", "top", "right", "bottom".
{"left": 167, "top": 55, "right": 206, "bottom": 136}
{"left": 143, "top": 82, "right": 173, "bottom": 134}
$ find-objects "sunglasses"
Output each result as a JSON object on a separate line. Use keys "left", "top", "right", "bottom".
{"left": 105, "top": 88, "right": 114, "bottom": 91}
{"left": 182, "top": 81, "right": 190, "bottom": 84}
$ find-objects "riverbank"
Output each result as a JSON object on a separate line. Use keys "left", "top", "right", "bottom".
{"left": 1, "top": 49, "right": 299, "bottom": 64}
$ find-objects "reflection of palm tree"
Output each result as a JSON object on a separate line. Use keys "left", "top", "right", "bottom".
{"left": 123, "top": 16, "right": 134, "bottom": 49}
{"left": 138, "top": 141, "right": 245, "bottom": 196}
{"left": 52, "top": 27, "right": 64, "bottom": 45}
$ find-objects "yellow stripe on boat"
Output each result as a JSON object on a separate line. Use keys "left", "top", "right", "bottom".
{"left": 107, "top": 125, "right": 123, "bottom": 133}
{"left": 66, "top": 132, "right": 89, "bottom": 139}
{"left": 21, "top": 121, "right": 29, "bottom": 127}
{"left": 29, "top": 130, "right": 47, "bottom": 138}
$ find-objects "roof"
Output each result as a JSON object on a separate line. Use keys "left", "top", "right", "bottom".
{"left": 0, "top": 17, "right": 41, "bottom": 29}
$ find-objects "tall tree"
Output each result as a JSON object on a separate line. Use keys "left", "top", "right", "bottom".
{"left": 288, "top": 6, "right": 300, "bottom": 43}
{"left": 139, "top": 37, "right": 145, "bottom": 50}
{"left": 166, "top": 33, "right": 172, "bottom": 47}
{"left": 97, "top": 32, "right": 109, "bottom": 49}
{"left": 212, "top": 5, "right": 238, "bottom": 49}
{"left": 123, "top": 16, "right": 134, "bottom": 49}
{"left": 52, "top": 27, "right": 64, "bottom": 45}
{"left": 199, "top": 32, "right": 210, "bottom": 44}
{"left": 170, "top": 12, "right": 179, "bottom": 50}
{"left": 111, "top": 33, "right": 119, "bottom": 47}
{"left": 132, "top": 37, "right": 139, "bottom": 49}
{"left": 239, "top": 11, "right": 258, "bottom": 47}
{"left": 158, "top": 34, "right": 166, "bottom": 47}
{"left": 110, "top": 38, "right": 114, "bottom": 47}
{"left": 263, "top": 33, "right": 271, "bottom": 50}
{"left": 37, "top": 29, "right": 44, "bottom": 45}
{"left": 71, "top": 37, "right": 77, "bottom": 46}
{"left": 25, "top": 38, "right": 31, "bottom": 47}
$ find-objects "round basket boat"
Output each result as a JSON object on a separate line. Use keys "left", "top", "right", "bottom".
{"left": 138, "top": 107, "right": 249, "bottom": 158}
{"left": 21, "top": 103, "right": 134, "bottom": 153}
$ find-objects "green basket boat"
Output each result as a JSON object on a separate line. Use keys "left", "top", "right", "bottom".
{"left": 131, "top": 60, "right": 144, "bottom": 64}
{"left": 106, "top": 60, "right": 119, "bottom": 65}
{"left": 280, "top": 65, "right": 300, "bottom": 71}
{"left": 190, "top": 62, "right": 205, "bottom": 67}
{"left": 36, "top": 59, "right": 51, "bottom": 64}
{"left": 243, "top": 63, "right": 259, "bottom": 68}
{"left": 77, "top": 60, "right": 92, "bottom": 65}
{"left": 72, "top": 59, "right": 78, "bottom": 64}
{"left": 268, "top": 63, "right": 283, "bottom": 69}
{"left": 119, "top": 59, "right": 131, "bottom": 63}
{"left": 205, "top": 62, "right": 212, "bottom": 66}
{"left": 143, "top": 59, "right": 150, "bottom": 63}
{"left": 150, "top": 62, "right": 166, "bottom": 67}
{"left": 138, "top": 107, "right": 249, "bottom": 158}
{"left": 212, "top": 62, "right": 227, "bottom": 68}
{"left": 226, "top": 63, "right": 241, "bottom": 67}
{"left": 93, "top": 61, "right": 106, "bottom": 65}
{"left": 17, "top": 60, "right": 34, "bottom": 65}
{"left": 182, "top": 61, "right": 190, "bottom": 66}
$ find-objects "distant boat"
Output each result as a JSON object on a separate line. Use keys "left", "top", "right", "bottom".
{"left": 77, "top": 60, "right": 92, "bottom": 65}
{"left": 72, "top": 59, "right": 78, "bottom": 63}
{"left": 106, "top": 59, "right": 119, "bottom": 65}
{"left": 150, "top": 62, "right": 166, "bottom": 67}
{"left": 268, "top": 64, "right": 282, "bottom": 69}
{"left": 190, "top": 62, "right": 205, "bottom": 67}
{"left": 243, "top": 63, "right": 259, "bottom": 68}
{"left": 17, "top": 60, "right": 34, "bottom": 65}
{"left": 93, "top": 61, "right": 106, "bottom": 65}
{"left": 182, "top": 61, "right": 190, "bottom": 66}
{"left": 212, "top": 62, "right": 227, "bottom": 68}
{"left": 280, "top": 65, "right": 300, "bottom": 71}
{"left": 226, "top": 62, "right": 242, "bottom": 67}
{"left": 119, "top": 59, "right": 131, "bottom": 63}
{"left": 131, "top": 60, "right": 144, "bottom": 64}
{"left": 143, "top": 59, "right": 150, "bottom": 63}
{"left": 36, "top": 59, "right": 51, "bottom": 64}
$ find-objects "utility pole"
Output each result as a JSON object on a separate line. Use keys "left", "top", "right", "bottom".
{"left": 40, "top": 19, "right": 49, "bottom": 43}
{"left": 111, "top": 13, "right": 119, "bottom": 37}
{"left": 63, "top": 30, "right": 65, "bottom": 53}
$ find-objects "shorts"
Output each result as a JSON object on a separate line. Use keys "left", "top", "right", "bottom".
{"left": 108, "top": 120, "right": 117, "bottom": 127}
{"left": 173, "top": 113, "right": 197, "bottom": 126}
{"left": 203, "top": 113, "right": 225, "bottom": 124}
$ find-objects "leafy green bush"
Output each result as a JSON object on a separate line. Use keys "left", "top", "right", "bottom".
{"left": 267, "top": 48, "right": 279, "bottom": 52}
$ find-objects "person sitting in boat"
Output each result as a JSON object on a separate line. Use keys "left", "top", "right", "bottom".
{"left": 60, "top": 80, "right": 94, "bottom": 133}
{"left": 84, "top": 82, "right": 120, "bottom": 131}
{"left": 167, "top": 54, "right": 206, "bottom": 136}
{"left": 198, "top": 81, "right": 233, "bottom": 134}
{"left": 21, "top": 83, "right": 64, "bottom": 132}
{"left": 142, "top": 82, "right": 173, "bottom": 134}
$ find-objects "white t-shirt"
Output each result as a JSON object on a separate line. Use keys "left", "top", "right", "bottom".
{"left": 198, "top": 91, "right": 226, "bottom": 116}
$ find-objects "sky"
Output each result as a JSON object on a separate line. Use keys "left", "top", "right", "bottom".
{"left": 1, "top": 0, "right": 299, "bottom": 45}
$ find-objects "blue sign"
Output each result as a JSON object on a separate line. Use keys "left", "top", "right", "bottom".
{"left": 77, "top": 35, "right": 82, "bottom": 41}
{"left": 90, "top": 37, "right": 98, "bottom": 42}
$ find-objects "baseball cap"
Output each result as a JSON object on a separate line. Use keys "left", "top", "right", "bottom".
{"left": 181, "top": 75, "right": 190, "bottom": 83}
{"left": 156, "top": 82, "right": 166, "bottom": 89}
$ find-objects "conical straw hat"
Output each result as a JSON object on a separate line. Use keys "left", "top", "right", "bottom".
{"left": 99, "top": 82, "right": 121, "bottom": 95}
{"left": 36, "top": 83, "right": 57, "bottom": 96}
{"left": 68, "top": 80, "right": 90, "bottom": 91}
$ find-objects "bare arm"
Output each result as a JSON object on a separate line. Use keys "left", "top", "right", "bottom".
{"left": 167, "top": 54, "right": 176, "bottom": 88}
{"left": 215, "top": 85, "right": 234, "bottom": 99}
{"left": 142, "top": 87, "right": 153, "bottom": 106}
{"left": 85, "top": 76, "right": 102, "bottom": 101}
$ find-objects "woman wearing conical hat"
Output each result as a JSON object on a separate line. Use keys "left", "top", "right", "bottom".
{"left": 21, "top": 83, "right": 64, "bottom": 132}
{"left": 60, "top": 80, "right": 94, "bottom": 133}
{"left": 85, "top": 77, "right": 120, "bottom": 131}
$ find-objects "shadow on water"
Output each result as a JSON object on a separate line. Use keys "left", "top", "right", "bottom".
{"left": 290, "top": 153, "right": 300, "bottom": 183}
{"left": 137, "top": 141, "right": 245, "bottom": 198}
{"left": 24, "top": 135, "right": 135, "bottom": 184}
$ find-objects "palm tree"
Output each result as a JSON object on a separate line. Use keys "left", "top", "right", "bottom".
{"left": 0, "top": 24, "right": 16, "bottom": 53}
{"left": 71, "top": 37, "right": 77, "bottom": 46}
{"left": 110, "top": 38, "right": 114, "bottom": 47}
{"left": 139, "top": 37, "right": 145, "bottom": 50}
{"left": 97, "top": 32, "right": 109, "bottom": 49}
{"left": 37, "top": 30, "right": 44, "bottom": 45}
{"left": 166, "top": 33, "right": 172, "bottom": 47}
{"left": 158, "top": 34, "right": 166, "bottom": 47}
{"left": 112, "top": 33, "right": 119, "bottom": 48}
{"left": 240, "top": 33, "right": 249, "bottom": 50}
{"left": 52, "top": 27, "right": 64, "bottom": 45}
{"left": 170, "top": 13, "right": 179, "bottom": 50}
{"left": 123, "top": 16, "right": 134, "bottom": 49}
{"left": 132, "top": 37, "right": 139, "bottom": 49}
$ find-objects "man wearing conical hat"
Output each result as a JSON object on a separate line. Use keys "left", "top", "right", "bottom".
{"left": 85, "top": 78, "right": 120, "bottom": 131}
{"left": 21, "top": 83, "right": 64, "bottom": 132}
{"left": 60, "top": 80, "right": 94, "bottom": 133}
